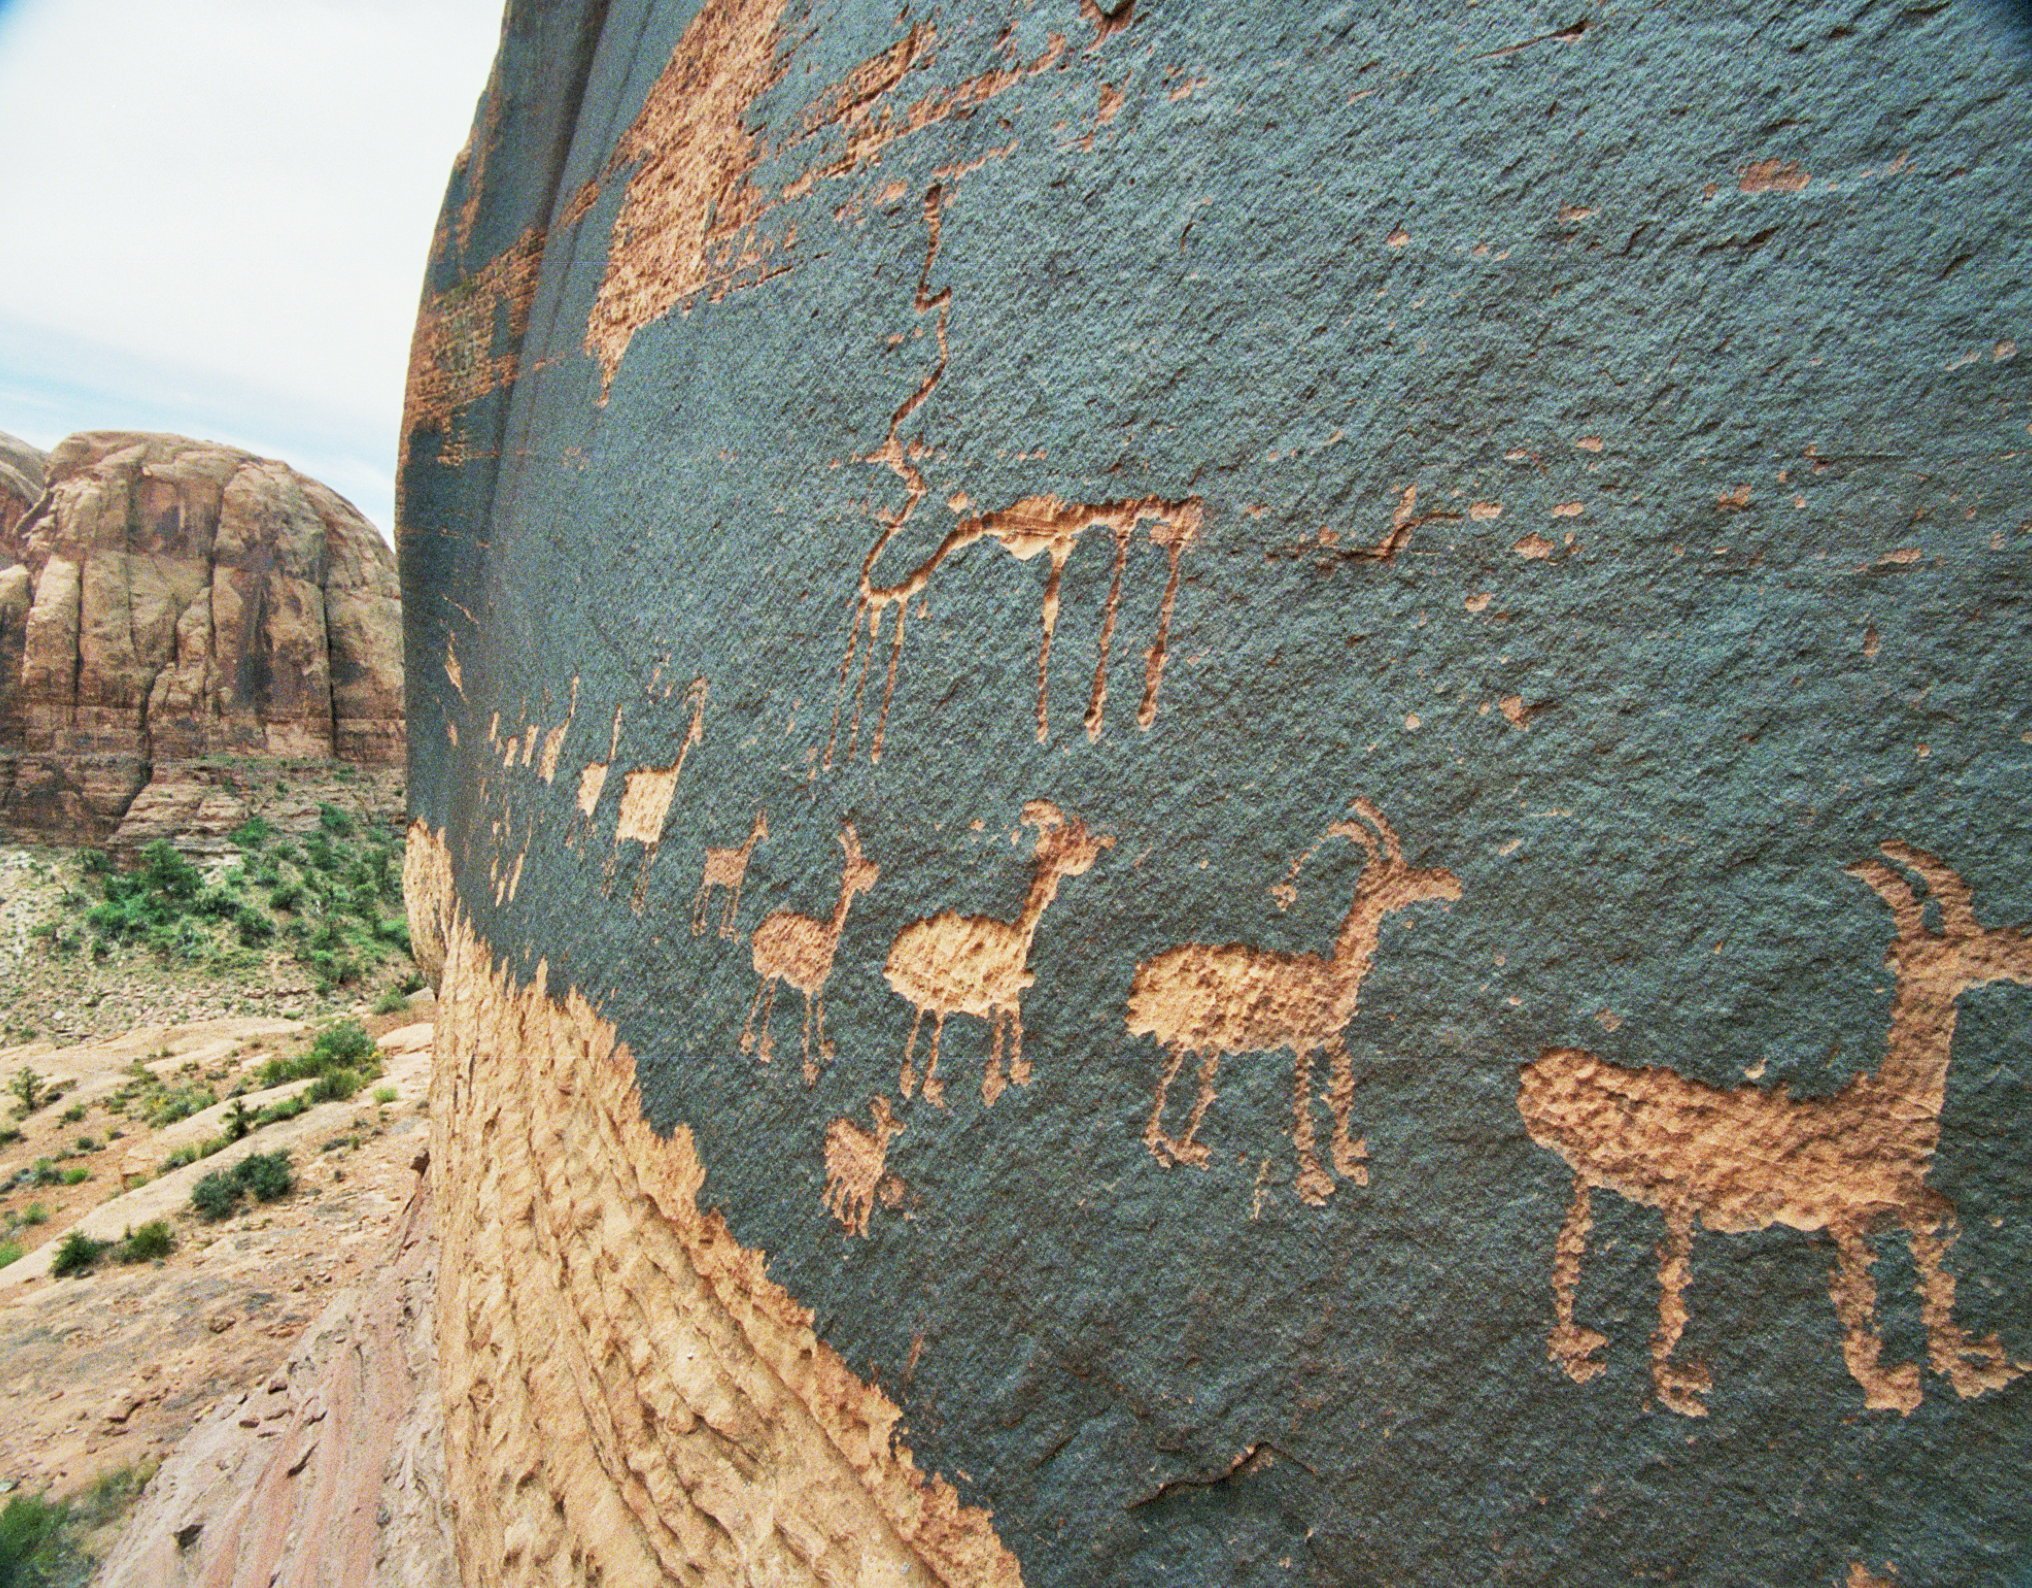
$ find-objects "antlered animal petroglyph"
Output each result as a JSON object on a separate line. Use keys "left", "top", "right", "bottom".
{"left": 1519, "top": 843, "right": 2032, "bottom": 1416}
{"left": 692, "top": 809, "right": 769, "bottom": 938}
{"left": 831, "top": 495, "right": 1202, "bottom": 764}
{"left": 1129, "top": 800, "right": 1461, "bottom": 1205}
{"left": 884, "top": 801, "right": 1111, "bottom": 1107}
{"left": 823, "top": 1094, "right": 906, "bottom": 1237}
{"left": 742, "top": 821, "right": 880, "bottom": 1082}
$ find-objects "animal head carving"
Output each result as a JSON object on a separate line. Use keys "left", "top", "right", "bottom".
{"left": 1849, "top": 842, "right": 2032, "bottom": 990}
{"left": 1327, "top": 798, "right": 1462, "bottom": 909}
{"left": 1022, "top": 800, "right": 1112, "bottom": 877}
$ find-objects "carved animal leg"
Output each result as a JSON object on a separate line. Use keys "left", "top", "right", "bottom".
{"left": 1547, "top": 1180, "right": 1609, "bottom": 1383}
{"left": 1008, "top": 1002, "right": 1030, "bottom": 1088}
{"left": 1035, "top": 546, "right": 1070, "bottom": 742}
{"left": 921, "top": 1014, "right": 947, "bottom": 1108}
{"left": 901, "top": 1008, "right": 924, "bottom": 1099}
{"left": 1172, "top": 1051, "right": 1219, "bottom": 1169}
{"left": 1650, "top": 1206, "right": 1713, "bottom": 1417}
{"left": 871, "top": 599, "right": 908, "bottom": 764}
{"left": 720, "top": 881, "right": 742, "bottom": 939}
{"left": 1085, "top": 521, "right": 1134, "bottom": 740}
{"left": 1139, "top": 528, "right": 1187, "bottom": 729}
{"left": 743, "top": 977, "right": 777, "bottom": 1062}
{"left": 1907, "top": 1219, "right": 2024, "bottom": 1400}
{"left": 984, "top": 1011, "right": 1007, "bottom": 1108}
{"left": 817, "top": 990, "right": 837, "bottom": 1063}
{"left": 691, "top": 883, "right": 711, "bottom": 936}
{"left": 1291, "top": 1046, "right": 1334, "bottom": 1206}
{"left": 1144, "top": 1045, "right": 1189, "bottom": 1164}
{"left": 1324, "top": 1037, "right": 1368, "bottom": 1185}
{"left": 1829, "top": 1226, "right": 1923, "bottom": 1413}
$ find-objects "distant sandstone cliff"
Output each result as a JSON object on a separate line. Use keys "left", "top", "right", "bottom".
{"left": 0, "top": 431, "right": 404, "bottom": 847}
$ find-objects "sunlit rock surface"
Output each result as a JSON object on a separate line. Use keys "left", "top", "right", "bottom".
{"left": 401, "top": 3, "right": 2032, "bottom": 1583}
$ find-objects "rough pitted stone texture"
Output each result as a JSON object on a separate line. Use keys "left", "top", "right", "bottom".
{"left": 402, "top": 4, "right": 2032, "bottom": 1584}
{"left": 0, "top": 431, "right": 405, "bottom": 845}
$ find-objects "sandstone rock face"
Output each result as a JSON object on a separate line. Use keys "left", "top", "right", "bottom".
{"left": 0, "top": 432, "right": 404, "bottom": 845}
{"left": 402, "top": 5, "right": 2032, "bottom": 1584}
{"left": 0, "top": 430, "right": 44, "bottom": 552}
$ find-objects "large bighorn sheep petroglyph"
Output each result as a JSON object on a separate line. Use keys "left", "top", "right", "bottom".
{"left": 884, "top": 801, "right": 1111, "bottom": 1108}
{"left": 822, "top": 1095, "right": 906, "bottom": 1238}
{"left": 1128, "top": 800, "right": 1461, "bottom": 1205}
{"left": 741, "top": 821, "right": 879, "bottom": 1083}
{"left": 1519, "top": 842, "right": 2032, "bottom": 1416}
{"left": 692, "top": 808, "right": 769, "bottom": 938}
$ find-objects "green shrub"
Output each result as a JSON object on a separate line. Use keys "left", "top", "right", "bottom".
{"left": 59, "top": 1167, "right": 90, "bottom": 1186}
{"left": 58, "top": 1102, "right": 86, "bottom": 1125}
{"left": 223, "top": 1099, "right": 255, "bottom": 1142}
{"left": 79, "top": 848, "right": 115, "bottom": 877}
{"left": 0, "top": 1126, "right": 20, "bottom": 1147}
{"left": 317, "top": 803, "right": 355, "bottom": 838}
{"left": 372, "top": 986, "right": 409, "bottom": 1015}
{"left": 162, "top": 1137, "right": 227, "bottom": 1173}
{"left": 116, "top": 1221, "right": 174, "bottom": 1262}
{"left": 50, "top": 1231, "right": 110, "bottom": 1276}
{"left": 261, "top": 1020, "right": 376, "bottom": 1088}
{"left": 144, "top": 1085, "right": 215, "bottom": 1127}
{"left": 0, "top": 1491, "right": 74, "bottom": 1583}
{"left": 20, "top": 1203, "right": 49, "bottom": 1226}
{"left": 266, "top": 880, "right": 303, "bottom": 912}
{"left": 9, "top": 1067, "right": 47, "bottom": 1116}
{"left": 190, "top": 1168, "right": 240, "bottom": 1220}
{"left": 0, "top": 1241, "right": 20, "bottom": 1269}
{"left": 238, "top": 1151, "right": 295, "bottom": 1202}
{"left": 372, "top": 1085, "right": 399, "bottom": 1105}
{"left": 230, "top": 815, "right": 275, "bottom": 849}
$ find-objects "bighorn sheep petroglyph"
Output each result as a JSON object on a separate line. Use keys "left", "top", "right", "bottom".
{"left": 822, "top": 1095, "right": 906, "bottom": 1237}
{"left": 884, "top": 801, "right": 1111, "bottom": 1107}
{"left": 1128, "top": 800, "right": 1461, "bottom": 1205}
{"left": 741, "top": 822, "right": 879, "bottom": 1084}
{"left": 1519, "top": 842, "right": 2032, "bottom": 1416}
{"left": 692, "top": 809, "right": 769, "bottom": 938}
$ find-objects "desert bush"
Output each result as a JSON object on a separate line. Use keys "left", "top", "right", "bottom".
{"left": 0, "top": 1241, "right": 20, "bottom": 1269}
{"left": 261, "top": 1020, "right": 377, "bottom": 1089}
{"left": 58, "top": 1103, "right": 85, "bottom": 1125}
{"left": 191, "top": 1151, "right": 294, "bottom": 1219}
{"left": 162, "top": 1137, "right": 228, "bottom": 1173}
{"left": 59, "top": 1167, "right": 89, "bottom": 1186}
{"left": 9, "top": 1067, "right": 47, "bottom": 1116}
{"left": 372, "top": 1085, "right": 399, "bottom": 1105}
{"left": 372, "top": 986, "right": 409, "bottom": 1015}
{"left": 20, "top": 1203, "right": 49, "bottom": 1226}
{"left": 189, "top": 1168, "right": 239, "bottom": 1220}
{"left": 50, "top": 1231, "right": 109, "bottom": 1276}
{"left": 116, "top": 1221, "right": 174, "bottom": 1262}
{"left": 230, "top": 815, "right": 274, "bottom": 849}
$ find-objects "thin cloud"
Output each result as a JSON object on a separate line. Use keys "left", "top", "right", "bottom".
{"left": 0, "top": 0, "right": 504, "bottom": 535}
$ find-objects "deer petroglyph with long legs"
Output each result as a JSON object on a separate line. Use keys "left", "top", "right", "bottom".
{"left": 822, "top": 1095, "right": 907, "bottom": 1238}
{"left": 741, "top": 821, "right": 879, "bottom": 1084}
{"left": 1128, "top": 800, "right": 1461, "bottom": 1205}
{"left": 1519, "top": 842, "right": 2032, "bottom": 1416}
{"left": 692, "top": 808, "right": 769, "bottom": 938}
{"left": 884, "top": 801, "right": 1111, "bottom": 1107}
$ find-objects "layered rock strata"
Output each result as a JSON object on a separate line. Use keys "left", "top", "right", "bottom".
{"left": 0, "top": 431, "right": 404, "bottom": 845}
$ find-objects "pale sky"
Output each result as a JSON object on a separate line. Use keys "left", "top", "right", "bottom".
{"left": 0, "top": 0, "right": 507, "bottom": 537}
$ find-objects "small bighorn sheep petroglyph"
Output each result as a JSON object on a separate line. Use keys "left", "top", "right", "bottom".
{"left": 1128, "top": 800, "right": 1461, "bottom": 1205}
{"left": 1519, "top": 842, "right": 2032, "bottom": 1416}
{"left": 692, "top": 809, "right": 769, "bottom": 938}
{"left": 741, "top": 821, "right": 879, "bottom": 1084}
{"left": 884, "top": 801, "right": 1111, "bottom": 1107}
{"left": 829, "top": 495, "right": 1203, "bottom": 765}
{"left": 822, "top": 1095, "right": 906, "bottom": 1237}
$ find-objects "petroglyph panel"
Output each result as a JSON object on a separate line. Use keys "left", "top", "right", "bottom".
{"left": 402, "top": 2, "right": 2032, "bottom": 1583}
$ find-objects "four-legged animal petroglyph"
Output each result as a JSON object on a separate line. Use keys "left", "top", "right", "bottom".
{"left": 822, "top": 1094, "right": 906, "bottom": 1237}
{"left": 692, "top": 808, "right": 769, "bottom": 938}
{"left": 607, "top": 677, "right": 709, "bottom": 911}
{"left": 829, "top": 494, "right": 1203, "bottom": 764}
{"left": 1128, "top": 800, "right": 1461, "bottom": 1205}
{"left": 742, "top": 821, "right": 880, "bottom": 1083}
{"left": 884, "top": 801, "right": 1111, "bottom": 1107}
{"left": 1519, "top": 843, "right": 2032, "bottom": 1416}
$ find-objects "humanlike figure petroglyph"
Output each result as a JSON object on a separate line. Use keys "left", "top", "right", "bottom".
{"left": 1128, "top": 800, "right": 1461, "bottom": 1205}
{"left": 884, "top": 801, "right": 1111, "bottom": 1107}
{"left": 822, "top": 1095, "right": 906, "bottom": 1238}
{"left": 692, "top": 809, "right": 769, "bottom": 938}
{"left": 741, "top": 821, "right": 880, "bottom": 1083}
{"left": 1519, "top": 842, "right": 2032, "bottom": 1416}
{"left": 829, "top": 495, "right": 1203, "bottom": 765}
